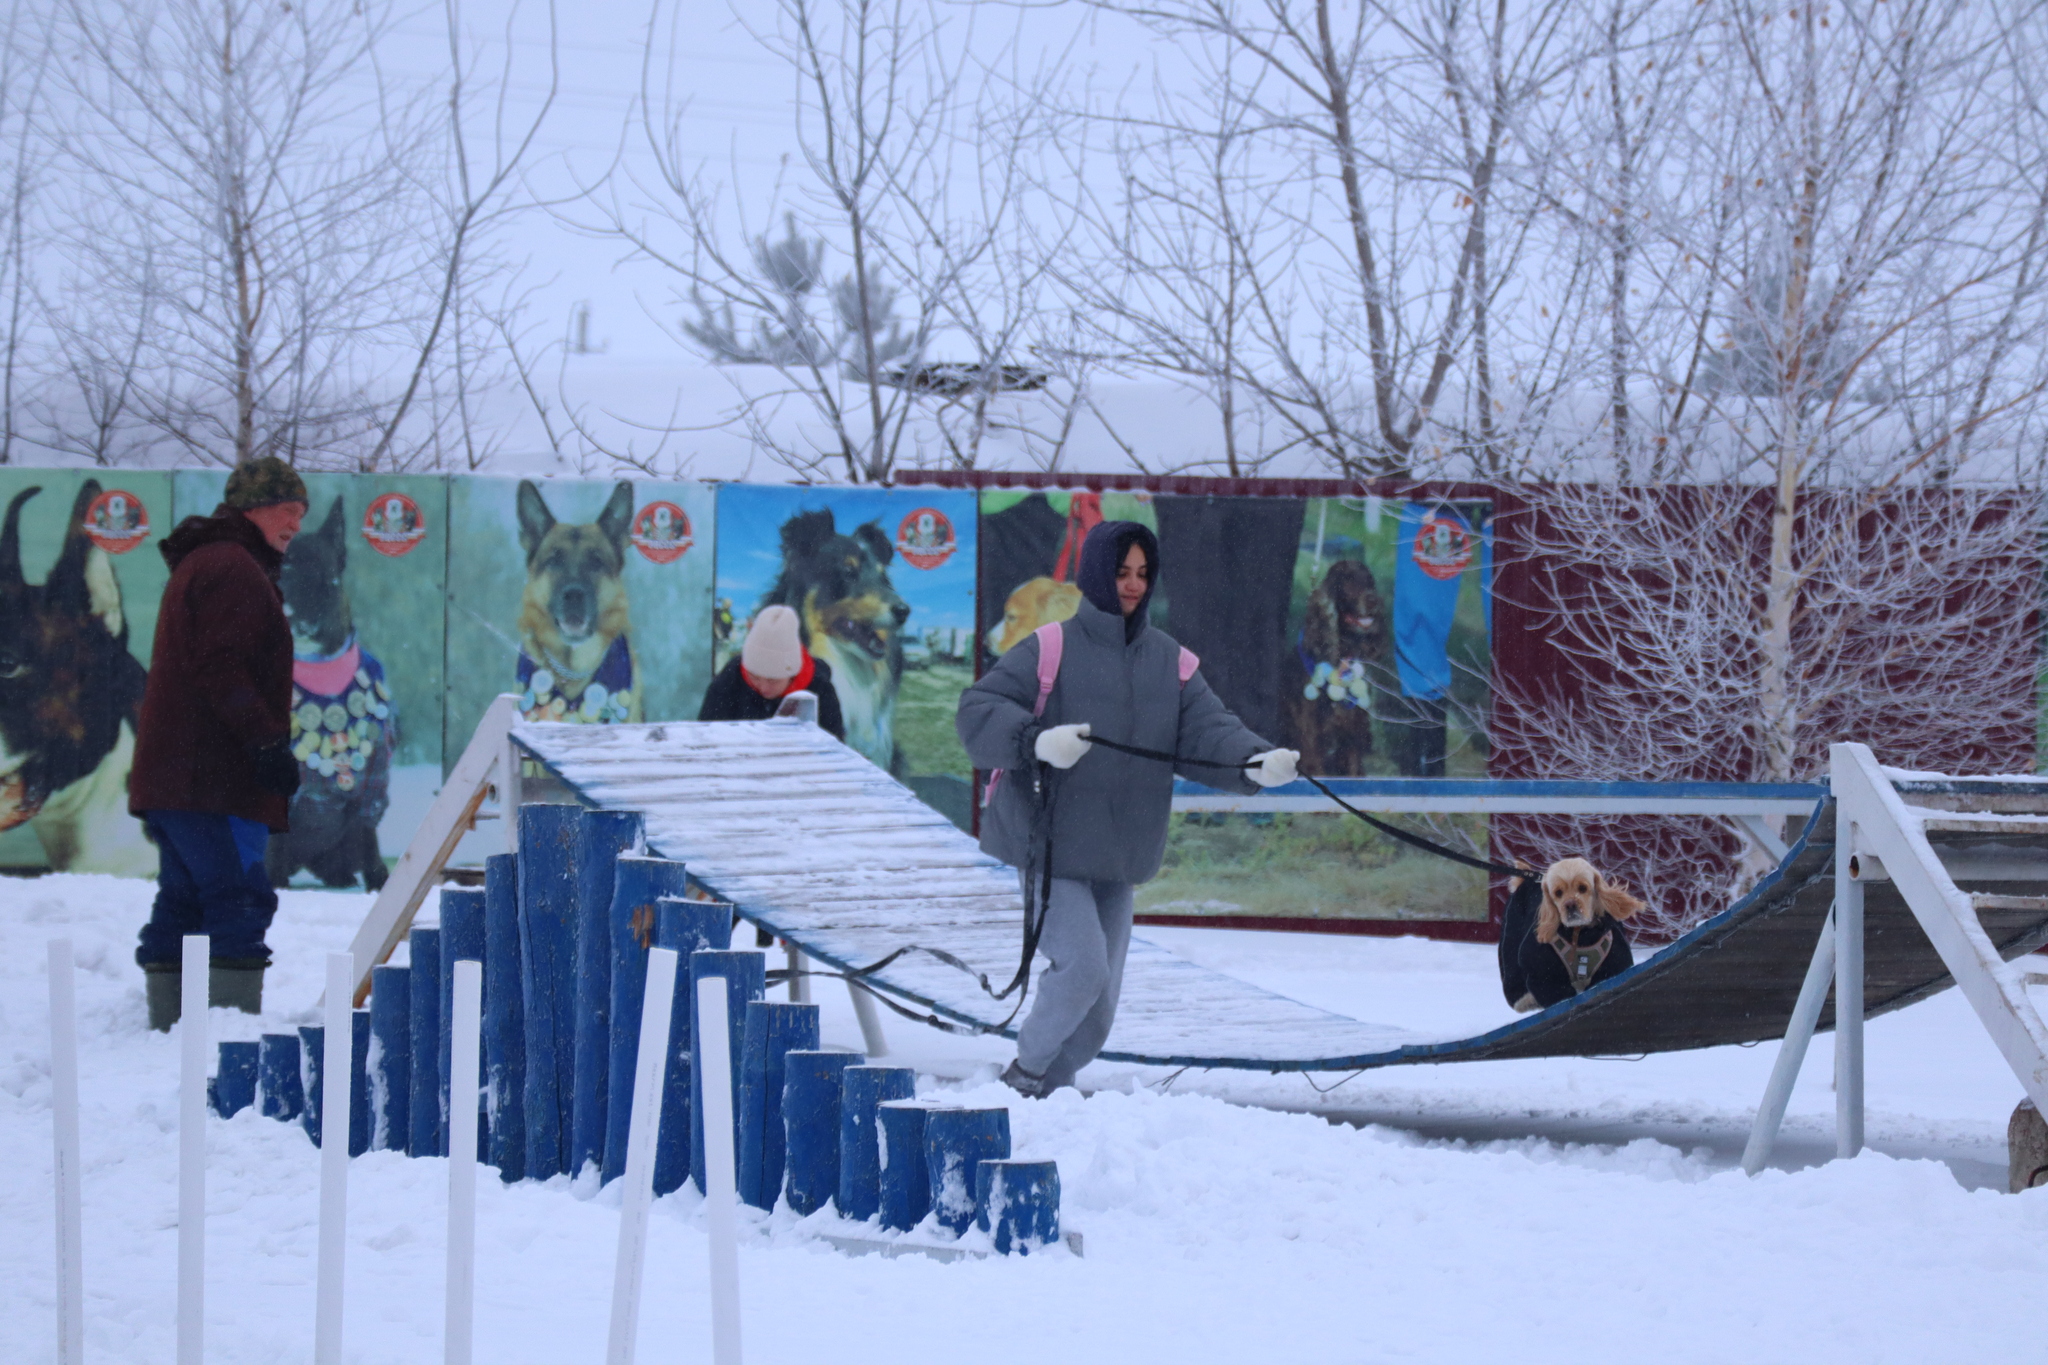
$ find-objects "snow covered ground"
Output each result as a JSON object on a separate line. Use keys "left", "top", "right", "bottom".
{"left": 6, "top": 873, "right": 2047, "bottom": 1363}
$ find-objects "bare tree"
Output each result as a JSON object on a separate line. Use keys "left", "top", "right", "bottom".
{"left": 0, "top": 0, "right": 49, "bottom": 463}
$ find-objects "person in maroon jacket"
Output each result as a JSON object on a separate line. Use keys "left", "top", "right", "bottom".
{"left": 130, "top": 457, "right": 306, "bottom": 1029}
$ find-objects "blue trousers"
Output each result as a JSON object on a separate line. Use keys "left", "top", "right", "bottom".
{"left": 136, "top": 811, "right": 278, "bottom": 967}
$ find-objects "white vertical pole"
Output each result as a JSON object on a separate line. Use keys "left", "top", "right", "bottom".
{"left": 446, "top": 960, "right": 482, "bottom": 1365}
{"left": 697, "top": 974, "right": 743, "bottom": 1365}
{"left": 315, "top": 952, "right": 353, "bottom": 1365}
{"left": 786, "top": 941, "right": 807, "bottom": 1005}
{"left": 1836, "top": 833, "right": 1865, "bottom": 1158}
{"left": 178, "top": 934, "right": 208, "bottom": 1365}
{"left": 47, "top": 940, "right": 84, "bottom": 1365}
{"left": 1742, "top": 908, "right": 1837, "bottom": 1175}
{"left": 605, "top": 947, "right": 678, "bottom": 1365}
{"left": 847, "top": 981, "right": 888, "bottom": 1058}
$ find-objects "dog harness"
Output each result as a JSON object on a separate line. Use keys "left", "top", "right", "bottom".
{"left": 1552, "top": 927, "right": 1616, "bottom": 994}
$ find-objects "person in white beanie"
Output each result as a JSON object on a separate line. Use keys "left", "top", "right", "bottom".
{"left": 697, "top": 603, "right": 847, "bottom": 740}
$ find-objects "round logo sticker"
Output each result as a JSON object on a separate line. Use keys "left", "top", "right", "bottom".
{"left": 1412, "top": 509, "right": 1475, "bottom": 581}
{"left": 895, "top": 507, "right": 958, "bottom": 570}
{"left": 361, "top": 492, "right": 427, "bottom": 558}
{"left": 83, "top": 488, "right": 150, "bottom": 554}
{"left": 630, "top": 501, "right": 693, "bottom": 564}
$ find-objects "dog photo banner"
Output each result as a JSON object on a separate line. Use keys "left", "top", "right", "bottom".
{"left": 0, "top": 468, "right": 174, "bottom": 876}
{"left": 713, "top": 483, "right": 978, "bottom": 830}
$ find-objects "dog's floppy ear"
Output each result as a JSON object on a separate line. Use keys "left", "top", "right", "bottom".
{"left": 597, "top": 481, "right": 634, "bottom": 554}
{"left": 516, "top": 480, "right": 555, "bottom": 563}
{"left": 853, "top": 520, "right": 894, "bottom": 566}
{"left": 1302, "top": 573, "right": 1337, "bottom": 656}
{"left": 780, "top": 508, "right": 836, "bottom": 560}
{"left": 1596, "top": 873, "right": 1646, "bottom": 921}
{"left": 1534, "top": 884, "right": 1562, "bottom": 944}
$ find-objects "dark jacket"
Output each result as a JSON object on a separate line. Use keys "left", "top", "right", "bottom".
{"left": 957, "top": 595, "right": 1269, "bottom": 884}
{"left": 129, "top": 506, "right": 294, "bottom": 829}
{"left": 697, "top": 653, "right": 847, "bottom": 741}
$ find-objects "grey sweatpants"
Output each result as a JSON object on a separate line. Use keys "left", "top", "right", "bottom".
{"left": 1015, "top": 876, "right": 1135, "bottom": 1088}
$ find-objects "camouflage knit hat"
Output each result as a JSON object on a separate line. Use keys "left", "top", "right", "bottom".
{"left": 223, "top": 457, "right": 308, "bottom": 511}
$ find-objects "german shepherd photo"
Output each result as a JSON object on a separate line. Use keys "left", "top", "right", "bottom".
{"left": 515, "top": 479, "right": 641, "bottom": 724}
{"left": 0, "top": 480, "right": 156, "bottom": 875}
{"left": 268, "top": 495, "right": 396, "bottom": 891}
{"left": 759, "top": 507, "right": 910, "bottom": 771}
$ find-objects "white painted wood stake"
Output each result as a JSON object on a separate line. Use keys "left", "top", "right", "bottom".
{"left": 606, "top": 946, "right": 678, "bottom": 1365}
{"left": 315, "top": 952, "right": 353, "bottom": 1365}
{"left": 178, "top": 934, "right": 208, "bottom": 1365}
{"left": 47, "top": 940, "right": 84, "bottom": 1365}
{"left": 697, "top": 974, "right": 743, "bottom": 1365}
{"left": 446, "top": 960, "right": 483, "bottom": 1365}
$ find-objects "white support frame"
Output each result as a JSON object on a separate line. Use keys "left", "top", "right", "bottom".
{"left": 343, "top": 694, "right": 523, "bottom": 1007}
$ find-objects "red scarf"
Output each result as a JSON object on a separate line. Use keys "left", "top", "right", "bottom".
{"left": 742, "top": 650, "right": 815, "bottom": 700}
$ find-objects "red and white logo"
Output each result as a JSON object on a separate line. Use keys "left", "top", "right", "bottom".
{"left": 83, "top": 489, "right": 149, "bottom": 554}
{"left": 1412, "top": 510, "right": 1474, "bottom": 581}
{"left": 895, "top": 507, "right": 957, "bottom": 570}
{"left": 630, "top": 501, "right": 693, "bottom": 564}
{"left": 361, "top": 492, "right": 427, "bottom": 557}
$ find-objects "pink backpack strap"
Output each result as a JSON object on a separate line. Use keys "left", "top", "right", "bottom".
{"left": 1178, "top": 646, "right": 1199, "bottom": 686}
{"left": 1032, "top": 622, "right": 1064, "bottom": 717}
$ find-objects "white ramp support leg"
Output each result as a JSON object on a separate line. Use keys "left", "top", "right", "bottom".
{"left": 698, "top": 975, "right": 744, "bottom": 1365}
{"left": 316, "top": 952, "right": 353, "bottom": 1365}
{"left": 1742, "top": 908, "right": 1837, "bottom": 1175}
{"left": 178, "top": 934, "right": 207, "bottom": 1365}
{"left": 786, "top": 941, "right": 808, "bottom": 1005}
{"left": 446, "top": 960, "right": 482, "bottom": 1365}
{"left": 1835, "top": 841, "right": 1865, "bottom": 1158}
{"left": 848, "top": 981, "right": 888, "bottom": 1057}
{"left": 606, "top": 947, "right": 678, "bottom": 1365}
{"left": 47, "top": 940, "right": 84, "bottom": 1365}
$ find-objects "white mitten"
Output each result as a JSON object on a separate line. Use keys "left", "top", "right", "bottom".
{"left": 1248, "top": 748, "right": 1300, "bottom": 788}
{"left": 1033, "top": 723, "right": 1093, "bottom": 769}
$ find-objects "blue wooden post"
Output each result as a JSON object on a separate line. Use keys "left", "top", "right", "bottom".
{"left": 653, "top": 1054, "right": 693, "bottom": 1198}
{"left": 974, "top": 1160, "right": 1060, "bottom": 1254}
{"left": 212, "top": 1041, "right": 258, "bottom": 1118}
{"left": 299, "top": 1024, "right": 324, "bottom": 1147}
{"left": 368, "top": 964, "right": 411, "bottom": 1152}
{"left": 688, "top": 949, "right": 764, "bottom": 1196}
{"left": 837, "top": 1066, "right": 916, "bottom": 1222}
{"left": 780, "top": 1049, "right": 864, "bottom": 1215}
{"left": 737, "top": 1002, "right": 820, "bottom": 1210}
{"left": 483, "top": 852, "right": 526, "bottom": 1182}
{"left": 439, "top": 887, "right": 488, "bottom": 1162}
{"left": 600, "top": 859, "right": 694, "bottom": 1183}
{"left": 349, "top": 1009, "right": 372, "bottom": 1157}
{"left": 517, "top": 803, "right": 580, "bottom": 1180}
{"left": 652, "top": 899, "right": 733, "bottom": 1197}
{"left": 572, "top": 810, "right": 640, "bottom": 1179}
{"left": 408, "top": 926, "right": 444, "bottom": 1157}
{"left": 259, "top": 1033, "right": 302, "bottom": 1121}
{"left": 923, "top": 1108, "right": 1010, "bottom": 1235}
{"left": 877, "top": 1101, "right": 934, "bottom": 1232}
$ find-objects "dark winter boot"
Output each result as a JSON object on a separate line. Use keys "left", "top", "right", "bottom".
{"left": 208, "top": 959, "right": 267, "bottom": 1015}
{"left": 144, "top": 964, "right": 182, "bottom": 1033}
{"left": 1000, "top": 1060, "right": 1053, "bottom": 1100}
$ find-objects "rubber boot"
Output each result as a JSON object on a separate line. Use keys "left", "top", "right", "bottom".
{"left": 208, "top": 961, "right": 266, "bottom": 1015}
{"left": 144, "top": 965, "right": 182, "bottom": 1032}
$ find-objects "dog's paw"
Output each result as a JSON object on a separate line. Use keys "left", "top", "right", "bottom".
{"left": 1511, "top": 992, "right": 1540, "bottom": 1014}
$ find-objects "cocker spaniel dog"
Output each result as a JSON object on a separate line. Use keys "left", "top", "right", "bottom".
{"left": 1498, "top": 857, "right": 1647, "bottom": 1013}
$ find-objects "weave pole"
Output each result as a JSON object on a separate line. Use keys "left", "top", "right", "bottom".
{"left": 605, "top": 946, "right": 678, "bottom": 1365}
{"left": 178, "top": 934, "right": 207, "bottom": 1365}
{"left": 47, "top": 940, "right": 83, "bottom": 1365}
{"left": 446, "top": 960, "right": 483, "bottom": 1365}
{"left": 315, "top": 952, "right": 353, "bottom": 1365}
{"left": 697, "top": 974, "right": 743, "bottom": 1365}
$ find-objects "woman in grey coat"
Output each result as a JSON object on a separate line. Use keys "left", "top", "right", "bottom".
{"left": 957, "top": 520, "right": 1299, "bottom": 1096}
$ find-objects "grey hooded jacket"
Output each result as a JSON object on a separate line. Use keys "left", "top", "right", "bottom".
{"left": 956, "top": 597, "right": 1271, "bottom": 884}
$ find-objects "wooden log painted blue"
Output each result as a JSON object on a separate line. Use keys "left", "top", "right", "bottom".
{"left": 517, "top": 803, "right": 581, "bottom": 1180}
{"left": 408, "top": 926, "right": 445, "bottom": 1157}
{"left": 688, "top": 949, "right": 765, "bottom": 1196}
{"left": 974, "top": 1160, "right": 1060, "bottom": 1254}
{"left": 212, "top": 1042, "right": 258, "bottom": 1118}
{"left": 572, "top": 810, "right": 641, "bottom": 1178}
{"left": 601, "top": 859, "right": 694, "bottom": 1184}
{"left": 737, "top": 1002, "right": 820, "bottom": 1210}
{"left": 652, "top": 900, "right": 732, "bottom": 1197}
{"left": 439, "top": 887, "right": 488, "bottom": 1162}
{"left": 368, "top": 964, "right": 411, "bottom": 1152}
{"left": 258, "top": 1033, "right": 302, "bottom": 1122}
{"left": 924, "top": 1108, "right": 1010, "bottom": 1235}
{"left": 298, "top": 1024, "right": 323, "bottom": 1147}
{"left": 876, "top": 1101, "right": 934, "bottom": 1232}
{"left": 483, "top": 852, "right": 526, "bottom": 1182}
{"left": 652, "top": 1054, "right": 692, "bottom": 1199}
{"left": 350, "top": 1009, "right": 372, "bottom": 1157}
{"left": 780, "top": 1049, "right": 864, "bottom": 1216}
{"left": 837, "top": 1066, "right": 916, "bottom": 1222}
